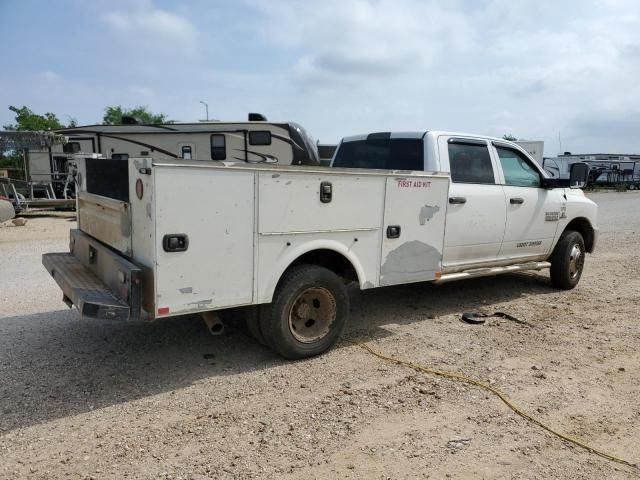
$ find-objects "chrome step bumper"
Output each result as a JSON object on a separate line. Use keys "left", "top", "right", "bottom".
{"left": 42, "top": 229, "right": 142, "bottom": 321}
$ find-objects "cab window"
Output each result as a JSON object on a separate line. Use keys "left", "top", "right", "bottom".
{"left": 332, "top": 138, "right": 423, "bottom": 170}
{"left": 496, "top": 147, "right": 540, "bottom": 187}
{"left": 448, "top": 141, "right": 495, "bottom": 184}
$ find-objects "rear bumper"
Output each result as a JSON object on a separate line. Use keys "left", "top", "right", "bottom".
{"left": 42, "top": 229, "right": 142, "bottom": 321}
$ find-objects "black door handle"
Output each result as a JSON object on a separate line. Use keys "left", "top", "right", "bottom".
{"left": 449, "top": 196, "right": 467, "bottom": 204}
{"left": 320, "top": 181, "right": 332, "bottom": 203}
{"left": 163, "top": 234, "right": 189, "bottom": 252}
{"left": 386, "top": 225, "right": 401, "bottom": 239}
{"left": 510, "top": 197, "right": 524, "bottom": 205}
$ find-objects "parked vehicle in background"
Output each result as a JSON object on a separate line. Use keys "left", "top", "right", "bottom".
{"left": 317, "top": 143, "right": 337, "bottom": 166}
{"left": 543, "top": 153, "right": 640, "bottom": 189}
{"left": 27, "top": 113, "right": 320, "bottom": 198}
{"left": 42, "top": 130, "right": 595, "bottom": 360}
{"left": 515, "top": 140, "right": 544, "bottom": 164}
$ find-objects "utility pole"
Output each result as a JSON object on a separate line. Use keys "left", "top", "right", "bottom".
{"left": 199, "top": 100, "right": 209, "bottom": 121}
{"left": 558, "top": 131, "right": 563, "bottom": 155}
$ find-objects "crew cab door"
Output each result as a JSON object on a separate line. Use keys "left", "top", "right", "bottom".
{"left": 492, "top": 143, "right": 563, "bottom": 259}
{"left": 438, "top": 136, "right": 506, "bottom": 269}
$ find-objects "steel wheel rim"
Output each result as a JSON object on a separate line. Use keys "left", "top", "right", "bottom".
{"left": 569, "top": 244, "right": 584, "bottom": 279}
{"left": 288, "top": 287, "right": 336, "bottom": 343}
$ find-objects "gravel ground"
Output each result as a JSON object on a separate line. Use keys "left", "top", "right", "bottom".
{"left": 0, "top": 192, "right": 639, "bottom": 479}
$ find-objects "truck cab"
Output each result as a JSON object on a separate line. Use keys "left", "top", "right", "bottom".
{"left": 331, "top": 131, "right": 597, "bottom": 284}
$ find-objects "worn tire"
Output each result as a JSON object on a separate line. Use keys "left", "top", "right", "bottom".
{"left": 262, "top": 265, "right": 349, "bottom": 360}
{"left": 549, "top": 231, "right": 585, "bottom": 290}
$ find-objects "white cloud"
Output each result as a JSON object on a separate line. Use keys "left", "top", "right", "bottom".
{"left": 243, "top": 0, "right": 640, "bottom": 152}
{"left": 101, "top": 4, "right": 196, "bottom": 46}
{"left": 254, "top": 0, "right": 472, "bottom": 83}
{"left": 4, "top": 0, "right": 640, "bottom": 154}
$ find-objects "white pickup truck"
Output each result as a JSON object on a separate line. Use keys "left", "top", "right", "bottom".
{"left": 43, "top": 131, "right": 597, "bottom": 359}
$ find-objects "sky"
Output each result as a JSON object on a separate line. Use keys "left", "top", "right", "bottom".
{"left": 1, "top": 0, "right": 640, "bottom": 155}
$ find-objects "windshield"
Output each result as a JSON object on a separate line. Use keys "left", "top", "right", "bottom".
{"left": 332, "top": 138, "right": 424, "bottom": 170}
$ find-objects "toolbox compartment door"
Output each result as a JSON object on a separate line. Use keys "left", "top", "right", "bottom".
{"left": 379, "top": 176, "right": 449, "bottom": 286}
{"left": 77, "top": 191, "right": 132, "bottom": 256}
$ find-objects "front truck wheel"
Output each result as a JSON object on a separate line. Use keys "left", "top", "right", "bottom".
{"left": 549, "top": 231, "right": 586, "bottom": 290}
{"left": 262, "top": 265, "right": 350, "bottom": 359}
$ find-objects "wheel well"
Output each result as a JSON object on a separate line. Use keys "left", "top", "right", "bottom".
{"left": 287, "top": 249, "right": 359, "bottom": 284}
{"left": 564, "top": 217, "right": 595, "bottom": 252}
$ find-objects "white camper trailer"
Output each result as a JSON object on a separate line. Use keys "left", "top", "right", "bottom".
{"left": 27, "top": 115, "right": 320, "bottom": 197}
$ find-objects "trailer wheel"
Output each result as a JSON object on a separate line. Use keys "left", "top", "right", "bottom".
{"left": 263, "top": 265, "right": 349, "bottom": 359}
{"left": 549, "top": 231, "right": 585, "bottom": 290}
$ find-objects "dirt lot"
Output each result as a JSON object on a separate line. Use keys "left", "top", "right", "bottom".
{"left": 0, "top": 192, "right": 639, "bottom": 479}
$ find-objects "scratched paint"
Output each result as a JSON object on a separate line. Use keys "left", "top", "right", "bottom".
{"left": 187, "top": 298, "right": 213, "bottom": 309}
{"left": 419, "top": 205, "right": 440, "bottom": 225}
{"left": 380, "top": 240, "right": 441, "bottom": 285}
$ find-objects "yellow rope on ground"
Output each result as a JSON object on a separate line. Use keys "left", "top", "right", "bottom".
{"left": 350, "top": 340, "right": 638, "bottom": 472}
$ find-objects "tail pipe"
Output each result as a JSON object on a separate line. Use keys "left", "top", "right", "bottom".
{"left": 201, "top": 311, "right": 225, "bottom": 336}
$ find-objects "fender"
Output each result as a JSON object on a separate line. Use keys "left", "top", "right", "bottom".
{"left": 547, "top": 189, "right": 598, "bottom": 255}
{"left": 257, "top": 238, "right": 369, "bottom": 304}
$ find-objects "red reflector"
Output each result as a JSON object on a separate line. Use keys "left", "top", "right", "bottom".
{"left": 158, "top": 307, "right": 169, "bottom": 315}
{"left": 135, "top": 179, "right": 144, "bottom": 199}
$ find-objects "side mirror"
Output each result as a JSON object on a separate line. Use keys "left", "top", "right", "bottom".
{"left": 569, "top": 162, "right": 589, "bottom": 189}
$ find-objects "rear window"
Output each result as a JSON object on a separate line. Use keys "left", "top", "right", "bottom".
{"left": 332, "top": 139, "right": 423, "bottom": 170}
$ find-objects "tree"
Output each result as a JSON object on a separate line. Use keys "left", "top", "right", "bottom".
{"left": 502, "top": 133, "right": 517, "bottom": 141}
{"left": 3, "top": 105, "right": 65, "bottom": 131}
{"left": 102, "top": 105, "right": 167, "bottom": 125}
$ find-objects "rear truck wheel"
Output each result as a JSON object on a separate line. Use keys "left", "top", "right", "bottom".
{"left": 262, "top": 265, "right": 349, "bottom": 360}
{"left": 549, "top": 231, "right": 586, "bottom": 290}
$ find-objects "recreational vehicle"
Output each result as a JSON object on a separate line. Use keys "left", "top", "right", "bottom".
{"left": 27, "top": 115, "right": 320, "bottom": 197}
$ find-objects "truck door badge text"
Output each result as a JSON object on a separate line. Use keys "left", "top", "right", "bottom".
{"left": 396, "top": 179, "right": 432, "bottom": 188}
{"left": 545, "top": 212, "right": 560, "bottom": 222}
{"left": 560, "top": 205, "right": 567, "bottom": 218}
{"left": 516, "top": 240, "right": 543, "bottom": 248}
